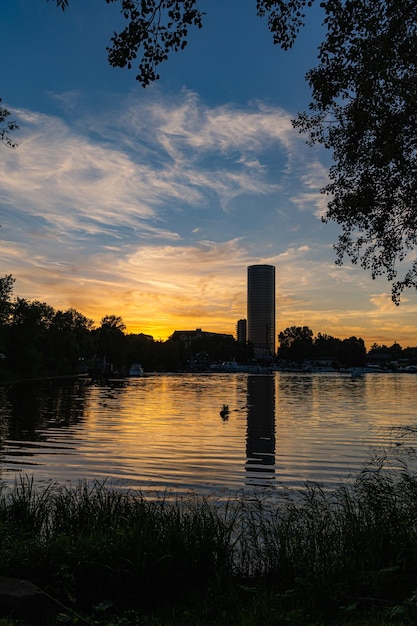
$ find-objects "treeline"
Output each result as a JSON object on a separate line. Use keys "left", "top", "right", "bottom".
{"left": 2, "top": 274, "right": 416, "bottom": 380}
{"left": 0, "top": 275, "right": 252, "bottom": 380}
{"left": 278, "top": 325, "right": 417, "bottom": 368}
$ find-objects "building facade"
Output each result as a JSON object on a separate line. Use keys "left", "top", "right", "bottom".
{"left": 171, "top": 328, "right": 234, "bottom": 348}
{"left": 236, "top": 318, "right": 247, "bottom": 343}
{"left": 247, "top": 264, "right": 276, "bottom": 356}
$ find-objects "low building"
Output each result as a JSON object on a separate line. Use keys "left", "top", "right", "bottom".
{"left": 171, "top": 328, "right": 234, "bottom": 348}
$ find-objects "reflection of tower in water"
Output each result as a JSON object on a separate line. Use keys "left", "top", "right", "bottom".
{"left": 245, "top": 375, "right": 276, "bottom": 484}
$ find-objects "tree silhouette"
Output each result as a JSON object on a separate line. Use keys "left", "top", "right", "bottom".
{"left": 278, "top": 326, "right": 314, "bottom": 363}
{"left": 0, "top": 101, "right": 18, "bottom": 148}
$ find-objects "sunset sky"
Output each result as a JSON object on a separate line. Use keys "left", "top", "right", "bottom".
{"left": 1, "top": 0, "right": 417, "bottom": 348}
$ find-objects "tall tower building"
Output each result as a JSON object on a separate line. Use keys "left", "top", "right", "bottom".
{"left": 247, "top": 264, "right": 276, "bottom": 356}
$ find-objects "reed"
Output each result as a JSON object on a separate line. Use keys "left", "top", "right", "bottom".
{"left": 1, "top": 461, "right": 417, "bottom": 624}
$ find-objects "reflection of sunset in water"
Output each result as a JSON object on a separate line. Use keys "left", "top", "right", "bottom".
{"left": 84, "top": 376, "right": 248, "bottom": 492}
{"left": 1, "top": 373, "right": 417, "bottom": 497}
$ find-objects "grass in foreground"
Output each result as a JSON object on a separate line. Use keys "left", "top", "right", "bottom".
{"left": 1, "top": 459, "right": 417, "bottom": 624}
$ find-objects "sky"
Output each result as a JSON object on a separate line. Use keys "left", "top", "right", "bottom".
{"left": 1, "top": 0, "right": 417, "bottom": 348}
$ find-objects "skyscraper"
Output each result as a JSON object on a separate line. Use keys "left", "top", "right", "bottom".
{"left": 247, "top": 264, "right": 276, "bottom": 356}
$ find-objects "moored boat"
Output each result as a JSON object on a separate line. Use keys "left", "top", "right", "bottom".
{"left": 129, "top": 363, "right": 144, "bottom": 377}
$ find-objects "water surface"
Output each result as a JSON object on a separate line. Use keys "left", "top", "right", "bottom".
{"left": 0, "top": 372, "right": 416, "bottom": 497}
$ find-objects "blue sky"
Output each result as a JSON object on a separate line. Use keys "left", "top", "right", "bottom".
{"left": 1, "top": 0, "right": 416, "bottom": 347}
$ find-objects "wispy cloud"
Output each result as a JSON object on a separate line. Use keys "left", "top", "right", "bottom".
{"left": 0, "top": 88, "right": 414, "bottom": 345}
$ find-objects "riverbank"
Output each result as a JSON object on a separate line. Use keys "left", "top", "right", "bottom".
{"left": 0, "top": 370, "right": 90, "bottom": 386}
{"left": 0, "top": 463, "right": 417, "bottom": 625}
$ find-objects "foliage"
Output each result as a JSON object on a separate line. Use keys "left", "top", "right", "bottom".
{"left": 47, "top": 0, "right": 69, "bottom": 8}
{"left": 5, "top": 299, "right": 93, "bottom": 377}
{"left": 44, "top": 308, "right": 95, "bottom": 373}
{"left": 368, "top": 341, "right": 403, "bottom": 361}
{"left": 94, "top": 315, "right": 128, "bottom": 367}
{"left": 105, "top": 0, "right": 205, "bottom": 86}
{"left": 0, "top": 276, "right": 15, "bottom": 354}
{"left": 278, "top": 326, "right": 368, "bottom": 367}
{"left": 0, "top": 275, "right": 14, "bottom": 307}
{"left": 3, "top": 466, "right": 417, "bottom": 623}
{"left": 0, "top": 101, "right": 18, "bottom": 148}
{"left": 291, "top": 0, "right": 417, "bottom": 303}
{"left": 337, "top": 335, "right": 366, "bottom": 368}
{"left": 277, "top": 325, "right": 314, "bottom": 363}
{"left": 257, "top": 0, "right": 316, "bottom": 50}
{"left": 313, "top": 331, "right": 341, "bottom": 359}
{"left": 0, "top": 478, "right": 237, "bottom": 615}
{"left": 7, "top": 299, "right": 55, "bottom": 377}
{"left": 99, "top": 314, "right": 126, "bottom": 333}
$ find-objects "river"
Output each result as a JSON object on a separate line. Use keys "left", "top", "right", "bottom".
{"left": 0, "top": 372, "right": 416, "bottom": 498}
